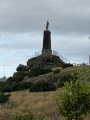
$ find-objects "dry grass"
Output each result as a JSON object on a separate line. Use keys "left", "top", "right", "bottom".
{"left": 24, "top": 66, "right": 90, "bottom": 84}
{"left": 0, "top": 89, "right": 61, "bottom": 120}
{"left": 0, "top": 66, "right": 90, "bottom": 120}
{"left": 0, "top": 88, "right": 90, "bottom": 120}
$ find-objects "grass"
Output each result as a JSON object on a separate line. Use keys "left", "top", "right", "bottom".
{"left": 24, "top": 66, "right": 90, "bottom": 84}
{"left": 0, "top": 88, "right": 90, "bottom": 120}
{"left": 0, "top": 65, "right": 90, "bottom": 120}
{"left": 0, "top": 89, "right": 60, "bottom": 120}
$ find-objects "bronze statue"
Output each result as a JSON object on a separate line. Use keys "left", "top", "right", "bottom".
{"left": 46, "top": 21, "right": 49, "bottom": 30}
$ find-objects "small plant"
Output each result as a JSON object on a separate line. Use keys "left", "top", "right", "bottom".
{"left": 53, "top": 69, "right": 60, "bottom": 74}
{"left": 29, "top": 81, "right": 57, "bottom": 92}
{"left": 13, "top": 111, "right": 46, "bottom": 120}
{"left": 0, "top": 92, "right": 11, "bottom": 103}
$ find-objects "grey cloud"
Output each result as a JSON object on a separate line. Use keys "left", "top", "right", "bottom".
{"left": 0, "top": 40, "right": 42, "bottom": 50}
{"left": 0, "top": 0, "right": 90, "bottom": 35}
{"left": 1, "top": 0, "right": 90, "bottom": 77}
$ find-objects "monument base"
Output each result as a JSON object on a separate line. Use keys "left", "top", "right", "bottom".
{"left": 27, "top": 55, "right": 65, "bottom": 69}
{"left": 42, "top": 49, "right": 52, "bottom": 58}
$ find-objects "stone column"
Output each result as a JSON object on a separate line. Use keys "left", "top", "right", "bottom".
{"left": 42, "top": 30, "right": 52, "bottom": 57}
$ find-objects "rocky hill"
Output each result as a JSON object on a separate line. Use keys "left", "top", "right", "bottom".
{"left": 23, "top": 65, "right": 89, "bottom": 84}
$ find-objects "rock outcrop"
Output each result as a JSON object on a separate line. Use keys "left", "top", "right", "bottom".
{"left": 16, "top": 64, "right": 29, "bottom": 71}
{"left": 27, "top": 55, "right": 64, "bottom": 69}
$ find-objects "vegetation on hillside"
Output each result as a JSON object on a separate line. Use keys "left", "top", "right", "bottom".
{"left": 0, "top": 66, "right": 90, "bottom": 120}
{"left": 13, "top": 111, "right": 46, "bottom": 120}
{"left": 56, "top": 70, "right": 90, "bottom": 120}
{"left": 62, "top": 63, "right": 73, "bottom": 69}
{"left": 29, "top": 81, "right": 57, "bottom": 92}
{"left": 53, "top": 69, "right": 61, "bottom": 74}
{"left": 58, "top": 72, "right": 78, "bottom": 88}
{"left": 27, "top": 67, "right": 52, "bottom": 77}
{"left": 0, "top": 92, "right": 11, "bottom": 103}
{"left": 0, "top": 82, "right": 33, "bottom": 93}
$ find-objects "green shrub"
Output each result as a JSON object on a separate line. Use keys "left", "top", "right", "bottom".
{"left": 1, "top": 82, "right": 33, "bottom": 93}
{"left": 28, "top": 67, "right": 52, "bottom": 77}
{"left": 58, "top": 73, "right": 78, "bottom": 88}
{"left": 11, "top": 82, "right": 33, "bottom": 91}
{"left": 29, "top": 81, "right": 57, "bottom": 92}
{"left": 56, "top": 71, "right": 90, "bottom": 120}
{"left": 62, "top": 63, "right": 73, "bottom": 69}
{"left": 0, "top": 92, "right": 11, "bottom": 103}
{"left": 53, "top": 69, "right": 60, "bottom": 74}
{"left": 13, "top": 111, "right": 46, "bottom": 120}
{"left": 7, "top": 77, "right": 13, "bottom": 83}
{"left": 13, "top": 72, "right": 27, "bottom": 82}
{"left": 0, "top": 84, "right": 12, "bottom": 92}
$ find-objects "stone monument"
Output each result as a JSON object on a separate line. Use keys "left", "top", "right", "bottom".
{"left": 42, "top": 21, "right": 52, "bottom": 58}
{"left": 17, "top": 22, "right": 65, "bottom": 70}
{"left": 26, "top": 21, "right": 65, "bottom": 69}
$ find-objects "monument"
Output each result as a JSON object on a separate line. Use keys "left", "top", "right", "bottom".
{"left": 17, "top": 22, "right": 65, "bottom": 70}
{"left": 42, "top": 21, "right": 52, "bottom": 58}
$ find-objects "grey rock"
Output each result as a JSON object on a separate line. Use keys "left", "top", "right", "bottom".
{"left": 27, "top": 55, "right": 64, "bottom": 69}
{"left": 16, "top": 64, "right": 29, "bottom": 72}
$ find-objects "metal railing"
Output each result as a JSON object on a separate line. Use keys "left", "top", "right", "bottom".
{"left": 35, "top": 50, "right": 70, "bottom": 63}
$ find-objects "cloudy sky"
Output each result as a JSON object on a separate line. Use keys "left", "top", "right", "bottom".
{"left": 0, "top": 0, "right": 90, "bottom": 77}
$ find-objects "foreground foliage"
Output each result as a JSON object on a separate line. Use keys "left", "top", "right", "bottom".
{"left": 13, "top": 111, "right": 46, "bottom": 120}
{"left": 56, "top": 70, "right": 90, "bottom": 120}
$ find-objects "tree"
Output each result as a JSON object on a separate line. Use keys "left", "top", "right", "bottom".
{"left": 56, "top": 70, "right": 90, "bottom": 120}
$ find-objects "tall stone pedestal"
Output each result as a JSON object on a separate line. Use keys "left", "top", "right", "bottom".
{"left": 42, "top": 30, "right": 52, "bottom": 57}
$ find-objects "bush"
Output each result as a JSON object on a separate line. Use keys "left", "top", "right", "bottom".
{"left": 28, "top": 67, "right": 52, "bottom": 77}
{"left": 0, "top": 92, "right": 11, "bottom": 103}
{"left": 11, "top": 82, "right": 33, "bottom": 91}
{"left": 13, "top": 72, "right": 27, "bottom": 82}
{"left": 62, "top": 63, "right": 73, "bottom": 69}
{"left": 29, "top": 81, "right": 57, "bottom": 92}
{"left": 7, "top": 77, "right": 13, "bottom": 83}
{"left": 0, "top": 84, "right": 12, "bottom": 92}
{"left": 56, "top": 71, "right": 90, "bottom": 120}
{"left": 53, "top": 69, "right": 60, "bottom": 74}
{"left": 1, "top": 82, "right": 33, "bottom": 93}
{"left": 13, "top": 111, "right": 46, "bottom": 120}
{"left": 58, "top": 73, "right": 78, "bottom": 88}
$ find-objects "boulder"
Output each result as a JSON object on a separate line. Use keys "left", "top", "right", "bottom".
{"left": 16, "top": 64, "right": 29, "bottom": 72}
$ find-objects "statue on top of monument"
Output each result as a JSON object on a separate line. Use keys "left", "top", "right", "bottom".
{"left": 46, "top": 21, "right": 49, "bottom": 30}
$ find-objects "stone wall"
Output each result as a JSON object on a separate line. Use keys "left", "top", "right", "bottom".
{"left": 42, "top": 49, "right": 52, "bottom": 57}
